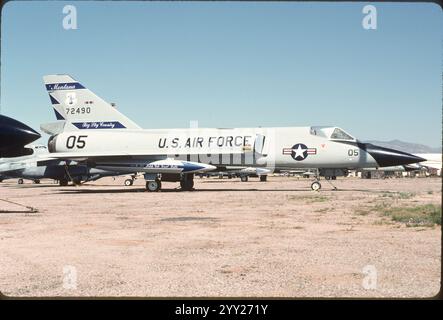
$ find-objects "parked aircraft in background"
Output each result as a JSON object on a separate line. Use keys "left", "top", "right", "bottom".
{"left": 414, "top": 153, "right": 442, "bottom": 176}
{"left": 0, "top": 115, "right": 41, "bottom": 158}
{"left": 41, "top": 74, "right": 425, "bottom": 192}
{"left": 0, "top": 144, "right": 130, "bottom": 185}
{"left": 200, "top": 166, "right": 271, "bottom": 182}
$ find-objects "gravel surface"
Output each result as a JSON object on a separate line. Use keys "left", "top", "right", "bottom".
{"left": 0, "top": 176, "right": 440, "bottom": 297}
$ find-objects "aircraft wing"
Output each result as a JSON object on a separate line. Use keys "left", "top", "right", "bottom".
{"left": 42, "top": 149, "right": 251, "bottom": 161}
{"left": 41, "top": 152, "right": 138, "bottom": 161}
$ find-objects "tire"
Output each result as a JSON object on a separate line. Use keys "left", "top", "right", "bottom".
{"left": 146, "top": 180, "right": 161, "bottom": 192}
{"left": 33, "top": 179, "right": 40, "bottom": 184}
{"left": 124, "top": 179, "right": 133, "bottom": 186}
{"left": 18, "top": 179, "right": 24, "bottom": 184}
{"left": 59, "top": 179, "right": 69, "bottom": 186}
{"left": 311, "top": 181, "right": 321, "bottom": 191}
{"left": 325, "top": 176, "right": 330, "bottom": 180}
{"left": 332, "top": 176, "right": 337, "bottom": 180}
{"left": 240, "top": 176, "right": 248, "bottom": 182}
{"left": 260, "top": 175, "right": 267, "bottom": 182}
{"left": 180, "top": 178, "right": 194, "bottom": 191}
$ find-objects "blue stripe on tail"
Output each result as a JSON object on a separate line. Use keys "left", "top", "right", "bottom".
{"left": 48, "top": 94, "right": 60, "bottom": 105}
{"left": 53, "top": 109, "right": 65, "bottom": 120}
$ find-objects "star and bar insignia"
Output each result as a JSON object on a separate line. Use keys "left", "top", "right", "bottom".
{"left": 282, "top": 143, "right": 317, "bottom": 161}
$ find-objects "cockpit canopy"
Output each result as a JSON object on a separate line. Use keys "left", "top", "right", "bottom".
{"left": 310, "top": 126, "right": 356, "bottom": 141}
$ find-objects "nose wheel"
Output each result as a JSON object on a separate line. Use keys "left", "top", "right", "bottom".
{"left": 311, "top": 181, "right": 321, "bottom": 191}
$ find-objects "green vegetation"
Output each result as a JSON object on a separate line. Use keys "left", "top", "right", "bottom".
{"left": 381, "top": 204, "right": 441, "bottom": 227}
{"left": 314, "top": 207, "right": 330, "bottom": 213}
{"left": 354, "top": 201, "right": 441, "bottom": 227}
{"left": 380, "top": 192, "right": 415, "bottom": 199}
{"left": 287, "top": 195, "right": 329, "bottom": 203}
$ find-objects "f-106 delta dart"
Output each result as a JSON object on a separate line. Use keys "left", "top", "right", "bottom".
{"left": 40, "top": 74, "right": 426, "bottom": 192}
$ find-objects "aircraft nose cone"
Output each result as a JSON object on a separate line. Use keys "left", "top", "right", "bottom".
{"left": 364, "top": 143, "right": 426, "bottom": 167}
{"left": 181, "top": 161, "right": 216, "bottom": 173}
{"left": 0, "top": 115, "right": 41, "bottom": 149}
{"left": 206, "top": 164, "right": 217, "bottom": 172}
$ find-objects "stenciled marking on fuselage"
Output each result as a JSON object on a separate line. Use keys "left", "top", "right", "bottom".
{"left": 145, "top": 164, "right": 179, "bottom": 169}
{"left": 72, "top": 121, "right": 126, "bottom": 129}
{"left": 158, "top": 136, "right": 253, "bottom": 149}
{"left": 282, "top": 143, "right": 317, "bottom": 161}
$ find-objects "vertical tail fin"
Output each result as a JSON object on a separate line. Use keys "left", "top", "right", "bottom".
{"left": 43, "top": 74, "right": 141, "bottom": 130}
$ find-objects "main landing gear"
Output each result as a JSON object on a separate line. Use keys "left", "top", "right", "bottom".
{"left": 59, "top": 178, "right": 69, "bottom": 186}
{"left": 144, "top": 173, "right": 195, "bottom": 192}
{"left": 146, "top": 179, "right": 162, "bottom": 192}
{"left": 180, "top": 177, "right": 194, "bottom": 191}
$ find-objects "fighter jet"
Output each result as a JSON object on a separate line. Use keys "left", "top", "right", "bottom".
{"left": 0, "top": 144, "right": 131, "bottom": 185}
{"left": 41, "top": 74, "right": 425, "bottom": 191}
{"left": 202, "top": 166, "right": 271, "bottom": 182}
{"left": 0, "top": 114, "right": 41, "bottom": 157}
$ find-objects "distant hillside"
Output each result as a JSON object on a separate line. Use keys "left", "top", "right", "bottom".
{"left": 363, "top": 139, "right": 441, "bottom": 154}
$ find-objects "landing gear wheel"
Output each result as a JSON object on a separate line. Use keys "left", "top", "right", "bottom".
{"left": 240, "top": 176, "right": 249, "bottom": 182}
{"left": 124, "top": 179, "right": 134, "bottom": 186}
{"left": 180, "top": 179, "right": 194, "bottom": 191}
{"left": 33, "top": 179, "right": 40, "bottom": 184}
{"left": 311, "top": 181, "right": 321, "bottom": 191}
{"left": 59, "top": 179, "right": 69, "bottom": 186}
{"left": 146, "top": 179, "right": 161, "bottom": 192}
{"left": 260, "top": 175, "right": 267, "bottom": 182}
{"left": 18, "top": 178, "right": 24, "bottom": 185}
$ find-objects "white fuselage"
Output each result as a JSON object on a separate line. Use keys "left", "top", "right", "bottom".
{"left": 49, "top": 126, "right": 380, "bottom": 172}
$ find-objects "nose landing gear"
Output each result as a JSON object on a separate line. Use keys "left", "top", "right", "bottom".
{"left": 310, "top": 169, "right": 338, "bottom": 191}
{"left": 311, "top": 181, "right": 321, "bottom": 191}
{"left": 124, "top": 174, "right": 137, "bottom": 186}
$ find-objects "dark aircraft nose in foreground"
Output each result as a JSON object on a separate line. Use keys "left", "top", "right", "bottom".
{"left": 0, "top": 115, "right": 41, "bottom": 154}
{"left": 362, "top": 143, "right": 426, "bottom": 167}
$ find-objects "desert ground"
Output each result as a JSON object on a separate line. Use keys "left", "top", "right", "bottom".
{"left": 0, "top": 175, "right": 441, "bottom": 298}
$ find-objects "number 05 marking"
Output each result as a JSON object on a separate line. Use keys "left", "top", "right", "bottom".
{"left": 348, "top": 149, "right": 359, "bottom": 157}
{"left": 66, "top": 135, "right": 87, "bottom": 149}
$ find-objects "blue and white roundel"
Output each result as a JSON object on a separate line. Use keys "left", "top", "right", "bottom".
{"left": 282, "top": 143, "right": 317, "bottom": 161}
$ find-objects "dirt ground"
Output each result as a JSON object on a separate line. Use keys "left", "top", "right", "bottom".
{"left": 0, "top": 175, "right": 441, "bottom": 298}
